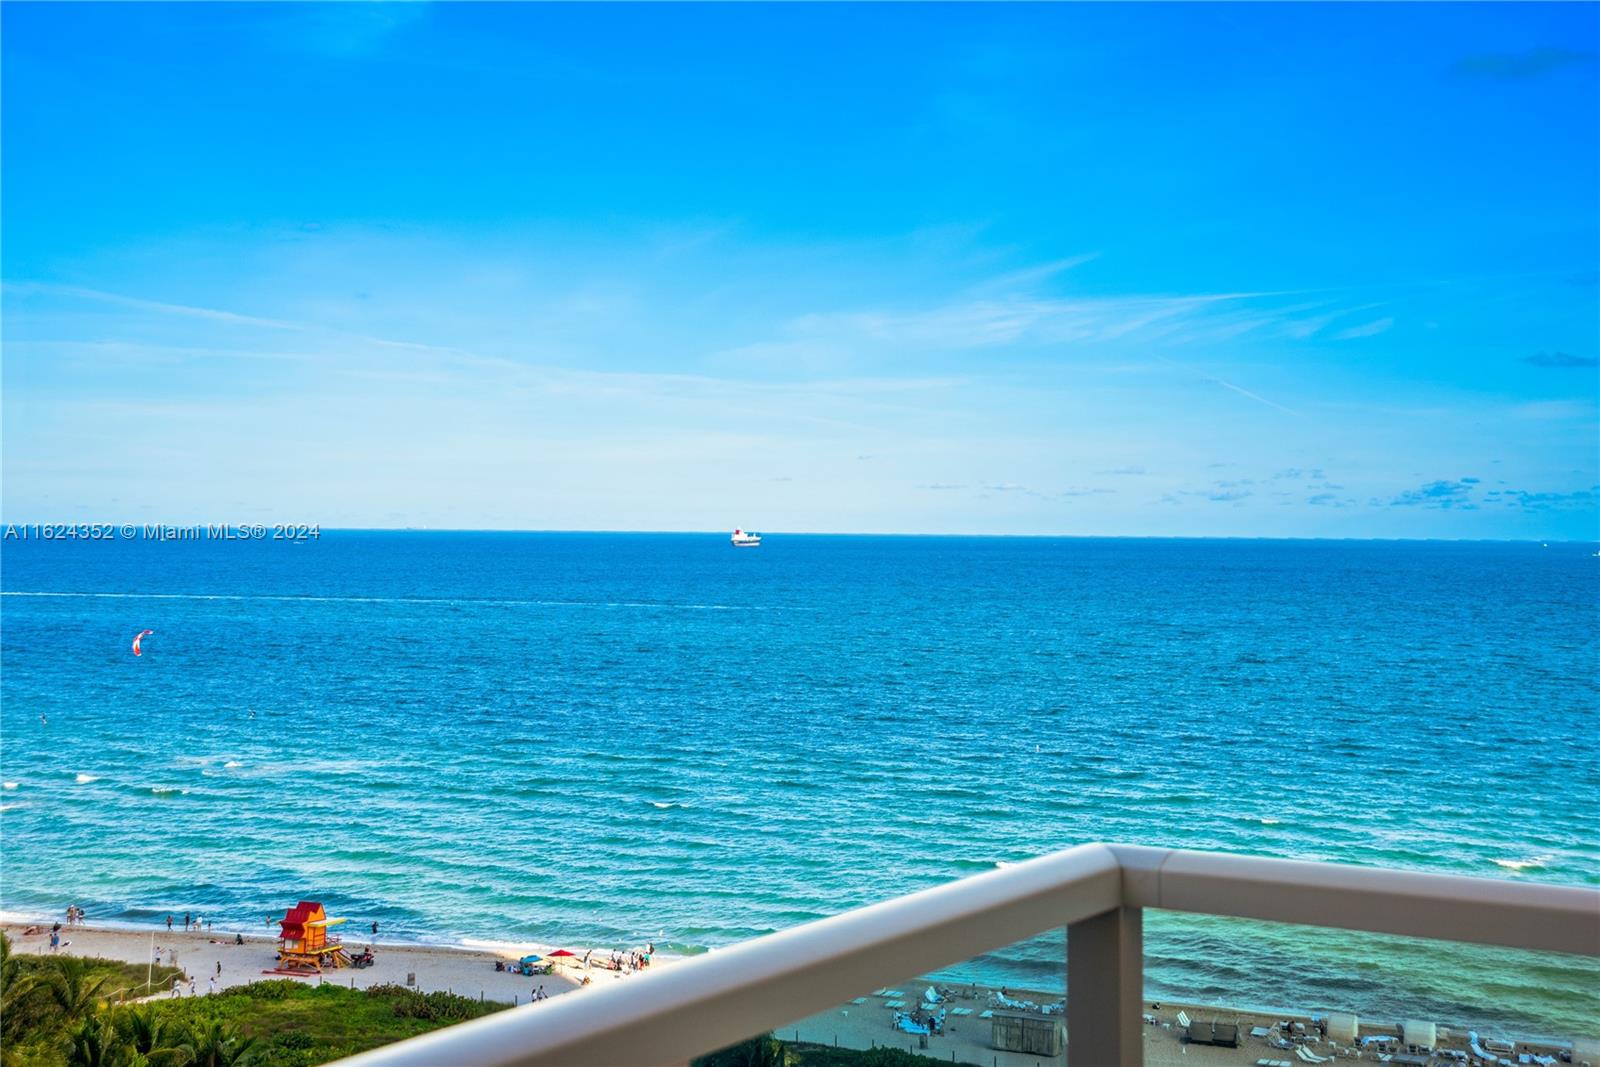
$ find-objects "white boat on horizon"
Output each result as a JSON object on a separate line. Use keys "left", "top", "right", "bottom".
{"left": 731, "top": 528, "right": 762, "bottom": 547}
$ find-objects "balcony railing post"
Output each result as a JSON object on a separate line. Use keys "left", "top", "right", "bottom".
{"left": 1066, "top": 905, "right": 1143, "bottom": 1067}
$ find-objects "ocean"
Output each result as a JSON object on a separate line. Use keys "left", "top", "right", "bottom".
{"left": 1, "top": 533, "right": 1596, "bottom": 1038}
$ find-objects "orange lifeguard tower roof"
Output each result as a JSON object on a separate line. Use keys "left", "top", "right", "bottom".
{"left": 279, "top": 900, "right": 325, "bottom": 942}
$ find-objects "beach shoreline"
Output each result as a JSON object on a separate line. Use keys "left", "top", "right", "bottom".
{"left": 0, "top": 919, "right": 659, "bottom": 1005}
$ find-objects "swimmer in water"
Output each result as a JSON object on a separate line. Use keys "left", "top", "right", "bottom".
{"left": 39, "top": 714, "right": 47, "bottom": 726}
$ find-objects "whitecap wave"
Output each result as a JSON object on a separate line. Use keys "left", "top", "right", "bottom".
{"left": 223, "top": 761, "right": 243, "bottom": 769}
{"left": 1492, "top": 856, "right": 1548, "bottom": 873}
{"left": 150, "top": 786, "right": 187, "bottom": 797}
{"left": 2, "top": 782, "right": 17, "bottom": 790}
{"left": 648, "top": 801, "right": 683, "bottom": 810}
{"left": 74, "top": 773, "right": 99, "bottom": 784}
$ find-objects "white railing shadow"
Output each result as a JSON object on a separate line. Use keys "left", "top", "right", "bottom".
{"left": 333, "top": 843, "right": 1600, "bottom": 1067}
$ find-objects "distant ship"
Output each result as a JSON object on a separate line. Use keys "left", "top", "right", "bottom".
{"left": 731, "top": 528, "right": 762, "bottom": 547}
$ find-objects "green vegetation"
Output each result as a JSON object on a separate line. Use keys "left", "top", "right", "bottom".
{"left": 692, "top": 1037, "right": 978, "bottom": 1067}
{"left": 4, "top": 938, "right": 977, "bottom": 1067}
{"left": 0, "top": 935, "right": 511, "bottom": 1067}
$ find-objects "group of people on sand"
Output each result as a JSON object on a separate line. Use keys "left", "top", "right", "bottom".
{"left": 169, "top": 976, "right": 220, "bottom": 998}
{"left": 166, "top": 912, "right": 212, "bottom": 932}
{"left": 63, "top": 905, "right": 86, "bottom": 925}
{"left": 581, "top": 944, "right": 654, "bottom": 974}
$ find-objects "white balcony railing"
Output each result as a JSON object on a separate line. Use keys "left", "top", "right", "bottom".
{"left": 334, "top": 843, "right": 1600, "bottom": 1067}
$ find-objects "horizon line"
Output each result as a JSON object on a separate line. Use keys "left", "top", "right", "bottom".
{"left": 1, "top": 523, "right": 1595, "bottom": 545}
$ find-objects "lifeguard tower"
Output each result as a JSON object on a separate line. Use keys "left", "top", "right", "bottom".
{"left": 276, "top": 900, "right": 350, "bottom": 972}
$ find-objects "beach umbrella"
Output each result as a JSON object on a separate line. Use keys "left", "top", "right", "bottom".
{"left": 519, "top": 955, "right": 542, "bottom": 965}
{"left": 547, "top": 949, "right": 576, "bottom": 958}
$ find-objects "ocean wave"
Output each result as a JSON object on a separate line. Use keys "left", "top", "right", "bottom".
{"left": 74, "top": 773, "right": 99, "bottom": 784}
{"left": 2, "top": 782, "right": 17, "bottom": 790}
{"left": 223, "top": 761, "right": 243, "bottom": 769}
{"left": 647, "top": 801, "right": 685, "bottom": 810}
{"left": 1491, "top": 856, "right": 1550, "bottom": 874}
{"left": 149, "top": 786, "right": 188, "bottom": 797}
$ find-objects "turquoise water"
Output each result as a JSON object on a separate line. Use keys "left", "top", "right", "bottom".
{"left": 1, "top": 534, "right": 1596, "bottom": 1037}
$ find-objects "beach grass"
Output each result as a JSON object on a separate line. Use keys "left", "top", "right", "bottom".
{"left": 146, "top": 981, "right": 511, "bottom": 1065}
{"left": 7, "top": 950, "right": 185, "bottom": 1002}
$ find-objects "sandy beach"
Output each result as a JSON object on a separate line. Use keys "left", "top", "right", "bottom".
{"left": 0, "top": 920, "right": 656, "bottom": 1006}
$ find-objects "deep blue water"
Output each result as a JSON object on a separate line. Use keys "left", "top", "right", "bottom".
{"left": 1, "top": 534, "right": 1596, "bottom": 1037}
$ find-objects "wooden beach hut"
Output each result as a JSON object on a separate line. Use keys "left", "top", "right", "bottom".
{"left": 276, "top": 901, "right": 350, "bottom": 972}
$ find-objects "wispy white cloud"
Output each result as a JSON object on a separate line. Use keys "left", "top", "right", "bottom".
{"left": 783, "top": 290, "right": 1292, "bottom": 352}
{"left": 1155, "top": 356, "right": 1300, "bottom": 416}
{"left": 5, "top": 281, "right": 497, "bottom": 359}
{"left": 1333, "top": 316, "right": 1394, "bottom": 340}
{"left": 969, "top": 253, "right": 1101, "bottom": 293}
{"left": 1509, "top": 399, "right": 1596, "bottom": 420}
{"left": 5, "top": 282, "right": 302, "bottom": 331}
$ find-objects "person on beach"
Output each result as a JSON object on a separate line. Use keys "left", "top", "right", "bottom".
{"left": 184, "top": 912, "right": 191, "bottom": 931}
{"left": 154, "top": 947, "right": 163, "bottom": 966}
{"left": 172, "top": 978, "right": 183, "bottom": 998}
{"left": 208, "top": 976, "right": 217, "bottom": 995}
{"left": 188, "top": 978, "right": 196, "bottom": 997}
{"left": 235, "top": 933, "right": 244, "bottom": 946}
{"left": 49, "top": 931, "right": 59, "bottom": 952}
{"left": 216, "top": 961, "right": 222, "bottom": 976}
{"left": 167, "top": 915, "right": 173, "bottom": 931}
{"left": 371, "top": 921, "right": 379, "bottom": 936}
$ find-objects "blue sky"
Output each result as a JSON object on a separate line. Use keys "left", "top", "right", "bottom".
{"left": 3, "top": 3, "right": 1596, "bottom": 537}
